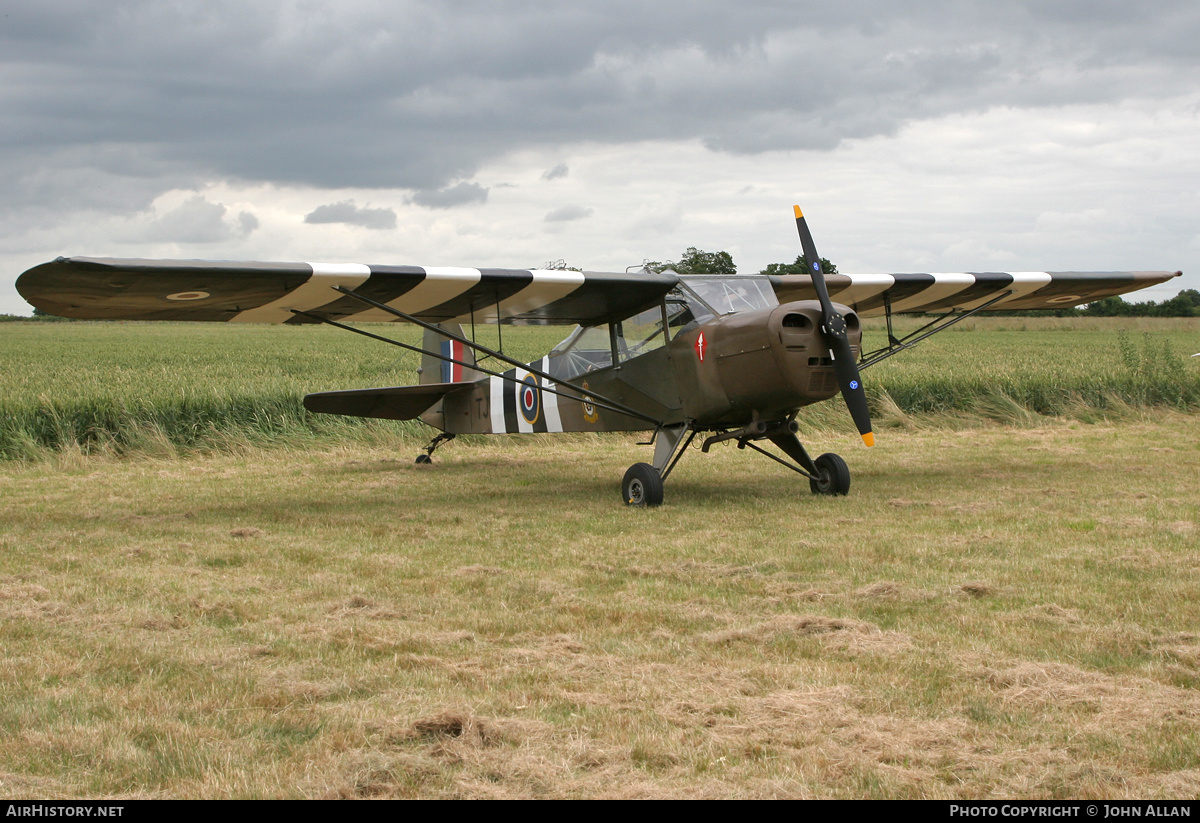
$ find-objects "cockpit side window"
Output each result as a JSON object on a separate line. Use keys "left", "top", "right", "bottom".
{"left": 548, "top": 324, "right": 612, "bottom": 379}
{"left": 664, "top": 299, "right": 697, "bottom": 336}
{"left": 614, "top": 294, "right": 724, "bottom": 361}
{"left": 669, "top": 284, "right": 715, "bottom": 330}
{"left": 548, "top": 294, "right": 702, "bottom": 378}
{"left": 615, "top": 305, "right": 670, "bottom": 361}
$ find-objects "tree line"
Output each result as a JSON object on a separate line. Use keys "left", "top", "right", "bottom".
{"left": 644, "top": 247, "right": 837, "bottom": 276}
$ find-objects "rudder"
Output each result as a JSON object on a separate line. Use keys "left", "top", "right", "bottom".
{"left": 420, "top": 323, "right": 480, "bottom": 385}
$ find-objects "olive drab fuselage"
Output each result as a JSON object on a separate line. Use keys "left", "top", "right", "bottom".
{"left": 422, "top": 298, "right": 861, "bottom": 436}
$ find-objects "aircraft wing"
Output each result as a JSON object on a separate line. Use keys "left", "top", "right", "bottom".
{"left": 769, "top": 270, "right": 1183, "bottom": 315}
{"left": 16, "top": 257, "right": 681, "bottom": 325}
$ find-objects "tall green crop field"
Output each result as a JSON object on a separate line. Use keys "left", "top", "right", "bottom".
{"left": 869, "top": 315, "right": 1200, "bottom": 416}
{"left": 2, "top": 317, "right": 1198, "bottom": 459}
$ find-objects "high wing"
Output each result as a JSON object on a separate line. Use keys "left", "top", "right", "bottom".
{"left": 770, "top": 270, "right": 1182, "bottom": 315}
{"left": 17, "top": 258, "right": 1182, "bottom": 323}
{"left": 16, "top": 257, "right": 680, "bottom": 325}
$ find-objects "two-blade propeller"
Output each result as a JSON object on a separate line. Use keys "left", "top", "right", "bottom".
{"left": 793, "top": 205, "right": 875, "bottom": 448}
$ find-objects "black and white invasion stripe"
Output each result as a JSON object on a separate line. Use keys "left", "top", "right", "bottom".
{"left": 769, "top": 271, "right": 1181, "bottom": 314}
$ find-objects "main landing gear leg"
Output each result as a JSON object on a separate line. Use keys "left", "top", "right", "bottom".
{"left": 622, "top": 423, "right": 694, "bottom": 507}
{"left": 767, "top": 432, "right": 850, "bottom": 496}
{"left": 415, "top": 432, "right": 455, "bottom": 465}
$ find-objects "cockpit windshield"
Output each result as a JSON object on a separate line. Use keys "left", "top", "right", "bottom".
{"left": 679, "top": 275, "right": 778, "bottom": 315}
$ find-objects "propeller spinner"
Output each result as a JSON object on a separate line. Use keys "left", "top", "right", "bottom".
{"left": 793, "top": 205, "right": 875, "bottom": 448}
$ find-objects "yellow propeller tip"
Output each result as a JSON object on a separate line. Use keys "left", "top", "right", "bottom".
{"left": 793, "top": 205, "right": 804, "bottom": 219}
{"left": 861, "top": 432, "right": 875, "bottom": 448}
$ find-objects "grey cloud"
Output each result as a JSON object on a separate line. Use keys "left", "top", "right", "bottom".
{"left": 542, "top": 163, "right": 570, "bottom": 180}
{"left": 143, "top": 195, "right": 257, "bottom": 243}
{"left": 237, "top": 211, "right": 259, "bottom": 236}
{"left": 409, "top": 183, "right": 489, "bottom": 209}
{"left": 544, "top": 205, "right": 593, "bottom": 222}
{"left": 2, "top": 2, "right": 1200, "bottom": 206}
{"left": 304, "top": 200, "right": 397, "bottom": 229}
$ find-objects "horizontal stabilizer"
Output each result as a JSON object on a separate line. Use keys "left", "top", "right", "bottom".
{"left": 304, "top": 382, "right": 474, "bottom": 421}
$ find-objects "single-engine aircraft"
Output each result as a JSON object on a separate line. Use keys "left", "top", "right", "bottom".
{"left": 17, "top": 207, "right": 1181, "bottom": 506}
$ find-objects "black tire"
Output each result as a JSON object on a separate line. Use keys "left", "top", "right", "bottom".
{"left": 809, "top": 452, "right": 850, "bottom": 495}
{"left": 415, "top": 453, "right": 432, "bottom": 465}
{"left": 622, "top": 463, "right": 664, "bottom": 507}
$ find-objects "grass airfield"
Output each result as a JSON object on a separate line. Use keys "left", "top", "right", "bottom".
{"left": 3, "top": 412, "right": 1200, "bottom": 798}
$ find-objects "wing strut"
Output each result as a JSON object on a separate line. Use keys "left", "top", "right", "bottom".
{"left": 329, "top": 286, "right": 662, "bottom": 425}
{"left": 291, "top": 308, "right": 664, "bottom": 426}
{"left": 859, "top": 290, "right": 1014, "bottom": 370}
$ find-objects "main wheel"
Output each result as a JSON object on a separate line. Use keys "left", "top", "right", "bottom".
{"left": 415, "top": 453, "right": 432, "bottom": 465}
{"left": 622, "top": 463, "right": 664, "bottom": 507}
{"left": 809, "top": 452, "right": 850, "bottom": 495}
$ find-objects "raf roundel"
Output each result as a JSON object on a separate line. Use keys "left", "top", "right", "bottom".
{"left": 581, "top": 381, "right": 599, "bottom": 424}
{"left": 519, "top": 375, "right": 540, "bottom": 425}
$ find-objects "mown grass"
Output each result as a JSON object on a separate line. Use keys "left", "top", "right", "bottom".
{"left": 2, "top": 317, "right": 1199, "bottom": 460}
{"left": 1, "top": 415, "right": 1198, "bottom": 797}
{"left": 4, "top": 314, "right": 1198, "bottom": 798}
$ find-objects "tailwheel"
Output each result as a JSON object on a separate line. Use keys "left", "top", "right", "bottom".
{"left": 809, "top": 452, "right": 851, "bottom": 496}
{"left": 622, "top": 462, "right": 664, "bottom": 507}
{"left": 415, "top": 432, "right": 454, "bottom": 464}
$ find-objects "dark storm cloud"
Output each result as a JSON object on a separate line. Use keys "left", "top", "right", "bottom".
{"left": 304, "top": 200, "right": 397, "bottom": 229}
{"left": 3, "top": 1, "right": 1199, "bottom": 212}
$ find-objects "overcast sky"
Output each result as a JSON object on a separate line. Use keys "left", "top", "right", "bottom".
{"left": 3, "top": 1, "right": 1197, "bottom": 315}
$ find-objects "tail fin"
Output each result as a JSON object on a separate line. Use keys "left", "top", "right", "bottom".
{"left": 420, "top": 323, "right": 481, "bottom": 385}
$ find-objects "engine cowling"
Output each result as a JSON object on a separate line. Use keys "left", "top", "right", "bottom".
{"left": 674, "top": 300, "right": 861, "bottom": 425}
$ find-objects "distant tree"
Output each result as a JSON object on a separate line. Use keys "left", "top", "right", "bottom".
{"left": 1082, "top": 289, "right": 1198, "bottom": 317}
{"left": 645, "top": 247, "right": 736, "bottom": 274}
{"left": 28, "top": 306, "right": 72, "bottom": 321}
{"left": 758, "top": 254, "right": 838, "bottom": 276}
{"left": 1083, "top": 296, "right": 1133, "bottom": 317}
{"left": 1156, "top": 288, "right": 1200, "bottom": 317}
